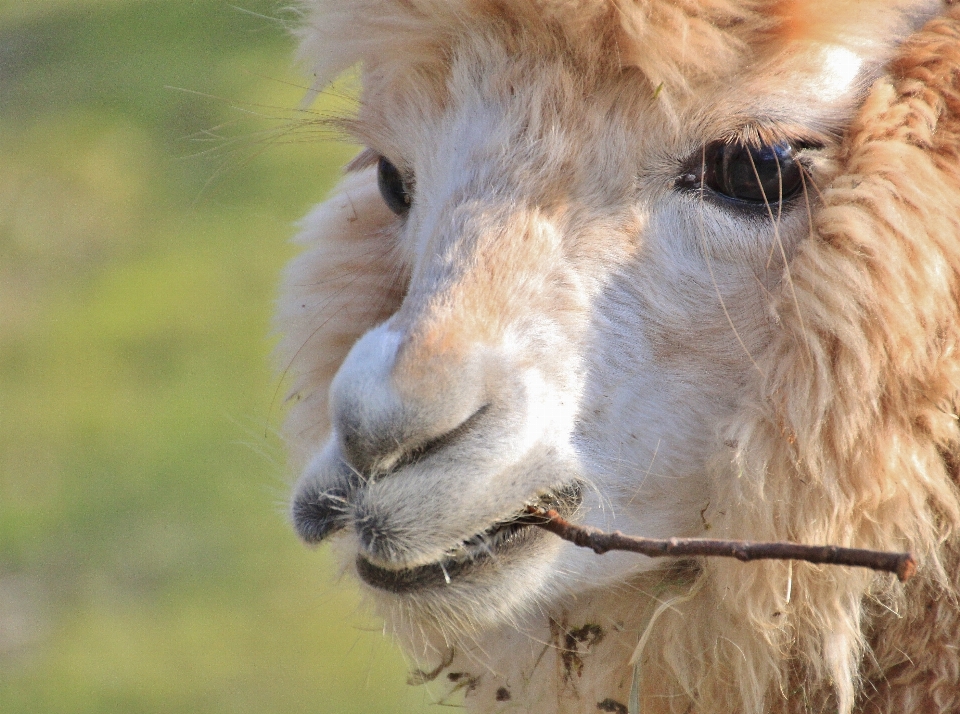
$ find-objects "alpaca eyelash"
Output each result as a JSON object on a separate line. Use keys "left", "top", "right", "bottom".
{"left": 345, "top": 147, "right": 381, "bottom": 173}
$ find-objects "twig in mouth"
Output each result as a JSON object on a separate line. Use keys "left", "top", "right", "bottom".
{"left": 519, "top": 506, "right": 918, "bottom": 582}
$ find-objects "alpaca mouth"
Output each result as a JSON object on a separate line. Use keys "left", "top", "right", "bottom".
{"left": 355, "top": 482, "right": 583, "bottom": 594}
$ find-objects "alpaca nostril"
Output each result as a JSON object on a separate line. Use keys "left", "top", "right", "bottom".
{"left": 291, "top": 485, "right": 351, "bottom": 543}
{"left": 341, "top": 402, "right": 492, "bottom": 477}
{"left": 397, "top": 402, "right": 491, "bottom": 466}
{"left": 337, "top": 410, "right": 409, "bottom": 476}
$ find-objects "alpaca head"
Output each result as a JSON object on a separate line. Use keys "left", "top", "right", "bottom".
{"left": 278, "top": 2, "right": 960, "bottom": 712}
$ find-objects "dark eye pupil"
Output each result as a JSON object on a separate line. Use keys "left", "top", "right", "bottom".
{"left": 704, "top": 142, "right": 803, "bottom": 205}
{"left": 377, "top": 156, "right": 411, "bottom": 215}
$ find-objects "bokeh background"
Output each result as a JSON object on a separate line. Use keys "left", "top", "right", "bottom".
{"left": 0, "top": 2, "right": 435, "bottom": 712}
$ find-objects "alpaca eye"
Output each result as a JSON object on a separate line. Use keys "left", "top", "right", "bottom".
{"left": 703, "top": 141, "right": 803, "bottom": 205}
{"left": 677, "top": 141, "right": 806, "bottom": 209}
{"left": 377, "top": 156, "right": 412, "bottom": 215}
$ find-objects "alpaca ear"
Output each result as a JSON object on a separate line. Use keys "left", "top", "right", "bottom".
{"left": 690, "top": 8, "right": 960, "bottom": 714}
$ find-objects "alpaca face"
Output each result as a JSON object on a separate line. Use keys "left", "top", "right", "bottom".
{"left": 284, "top": 0, "right": 940, "bottom": 631}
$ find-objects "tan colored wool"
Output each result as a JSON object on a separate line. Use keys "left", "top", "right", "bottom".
{"left": 277, "top": 2, "right": 960, "bottom": 712}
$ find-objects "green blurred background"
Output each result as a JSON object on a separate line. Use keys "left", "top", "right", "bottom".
{"left": 0, "top": 2, "right": 435, "bottom": 712}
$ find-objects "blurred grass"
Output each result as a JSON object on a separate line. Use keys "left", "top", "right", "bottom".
{"left": 0, "top": 2, "right": 436, "bottom": 712}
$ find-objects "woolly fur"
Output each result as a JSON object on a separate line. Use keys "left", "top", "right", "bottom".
{"left": 278, "top": 2, "right": 960, "bottom": 712}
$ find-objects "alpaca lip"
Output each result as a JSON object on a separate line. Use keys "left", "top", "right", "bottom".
{"left": 355, "top": 482, "right": 583, "bottom": 594}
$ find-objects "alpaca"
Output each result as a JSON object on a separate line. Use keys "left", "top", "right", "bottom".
{"left": 277, "top": 1, "right": 960, "bottom": 712}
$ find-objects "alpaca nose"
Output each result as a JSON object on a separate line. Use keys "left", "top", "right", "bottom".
{"left": 328, "top": 320, "right": 487, "bottom": 476}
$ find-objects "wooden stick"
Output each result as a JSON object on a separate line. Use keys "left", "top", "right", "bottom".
{"left": 520, "top": 506, "right": 918, "bottom": 582}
